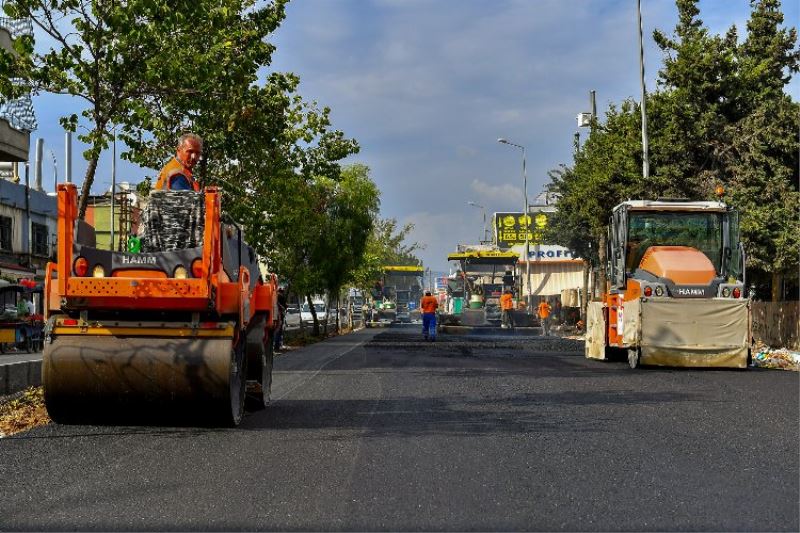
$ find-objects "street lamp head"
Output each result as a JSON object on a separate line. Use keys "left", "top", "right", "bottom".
{"left": 497, "top": 138, "right": 507, "bottom": 144}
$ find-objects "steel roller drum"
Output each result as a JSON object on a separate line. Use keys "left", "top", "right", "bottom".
{"left": 43, "top": 335, "right": 244, "bottom": 425}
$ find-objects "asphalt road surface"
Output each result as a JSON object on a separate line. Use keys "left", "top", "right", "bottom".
{"left": 1, "top": 326, "right": 797, "bottom": 531}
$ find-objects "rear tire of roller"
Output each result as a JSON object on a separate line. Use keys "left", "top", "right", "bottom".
{"left": 221, "top": 339, "right": 247, "bottom": 427}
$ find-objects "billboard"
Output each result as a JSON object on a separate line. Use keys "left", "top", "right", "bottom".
{"left": 493, "top": 212, "right": 549, "bottom": 250}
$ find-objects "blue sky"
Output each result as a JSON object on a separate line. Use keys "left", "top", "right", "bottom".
{"left": 23, "top": 0, "right": 800, "bottom": 271}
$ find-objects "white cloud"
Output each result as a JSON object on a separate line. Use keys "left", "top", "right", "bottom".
{"left": 470, "top": 179, "right": 522, "bottom": 206}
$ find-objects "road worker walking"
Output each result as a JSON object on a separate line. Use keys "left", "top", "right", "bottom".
{"left": 420, "top": 291, "right": 438, "bottom": 341}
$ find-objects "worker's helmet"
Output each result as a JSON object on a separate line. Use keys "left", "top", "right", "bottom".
{"left": 425, "top": 291, "right": 431, "bottom": 296}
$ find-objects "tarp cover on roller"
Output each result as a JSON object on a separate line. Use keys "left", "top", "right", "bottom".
{"left": 585, "top": 301, "right": 606, "bottom": 360}
{"left": 640, "top": 298, "right": 749, "bottom": 367}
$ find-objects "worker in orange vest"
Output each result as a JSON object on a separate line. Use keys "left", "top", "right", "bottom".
{"left": 538, "top": 298, "right": 552, "bottom": 336}
{"left": 500, "top": 289, "right": 515, "bottom": 329}
{"left": 420, "top": 290, "right": 439, "bottom": 341}
{"left": 154, "top": 133, "right": 203, "bottom": 191}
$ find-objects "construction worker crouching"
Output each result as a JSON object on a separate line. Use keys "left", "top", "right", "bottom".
{"left": 420, "top": 290, "right": 438, "bottom": 341}
{"left": 154, "top": 133, "right": 203, "bottom": 191}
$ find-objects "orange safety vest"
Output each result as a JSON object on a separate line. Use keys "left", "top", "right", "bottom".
{"left": 500, "top": 293, "right": 514, "bottom": 310}
{"left": 420, "top": 295, "right": 438, "bottom": 314}
{"left": 538, "top": 301, "right": 551, "bottom": 319}
{"left": 154, "top": 157, "right": 200, "bottom": 191}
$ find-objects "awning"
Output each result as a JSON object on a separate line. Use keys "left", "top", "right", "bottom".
{"left": 522, "top": 261, "right": 584, "bottom": 297}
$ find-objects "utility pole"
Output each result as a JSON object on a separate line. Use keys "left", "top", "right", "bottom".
{"left": 637, "top": 0, "right": 650, "bottom": 180}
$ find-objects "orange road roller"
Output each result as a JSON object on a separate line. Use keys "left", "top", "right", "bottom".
{"left": 42, "top": 184, "right": 278, "bottom": 426}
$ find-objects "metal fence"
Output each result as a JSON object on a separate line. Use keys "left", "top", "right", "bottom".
{"left": 752, "top": 301, "right": 799, "bottom": 350}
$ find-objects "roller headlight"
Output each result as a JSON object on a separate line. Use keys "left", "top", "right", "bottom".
{"left": 722, "top": 287, "right": 731, "bottom": 298}
{"left": 173, "top": 266, "right": 188, "bottom": 279}
{"left": 654, "top": 286, "right": 664, "bottom": 297}
{"left": 92, "top": 265, "right": 105, "bottom": 278}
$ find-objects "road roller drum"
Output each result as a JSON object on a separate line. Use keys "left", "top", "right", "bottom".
{"left": 43, "top": 335, "right": 246, "bottom": 426}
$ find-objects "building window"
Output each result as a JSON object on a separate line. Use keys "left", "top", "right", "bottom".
{"left": 0, "top": 216, "right": 11, "bottom": 251}
{"left": 32, "top": 222, "right": 48, "bottom": 257}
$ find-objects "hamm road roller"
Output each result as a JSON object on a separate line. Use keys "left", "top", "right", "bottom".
{"left": 43, "top": 183, "right": 278, "bottom": 426}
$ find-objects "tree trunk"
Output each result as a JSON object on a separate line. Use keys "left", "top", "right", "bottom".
{"left": 597, "top": 233, "right": 608, "bottom": 301}
{"left": 306, "top": 294, "right": 320, "bottom": 336}
{"left": 335, "top": 295, "right": 340, "bottom": 334}
{"left": 581, "top": 260, "right": 590, "bottom": 321}
{"left": 77, "top": 153, "right": 100, "bottom": 220}
{"left": 771, "top": 271, "right": 783, "bottom": 302}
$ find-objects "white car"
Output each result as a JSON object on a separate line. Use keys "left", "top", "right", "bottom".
{"left": 301, "top": 301, "right": 328, "bottom": 324}
{"left": 284, "top": 307, "right": 301, "bottom": 328}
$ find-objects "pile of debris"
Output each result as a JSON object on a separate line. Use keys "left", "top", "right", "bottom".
{"left": 752, "top": 347, "right": 800, "bottom": 371}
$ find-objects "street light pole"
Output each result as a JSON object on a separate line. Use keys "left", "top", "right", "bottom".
{"left": 110, "top": 127, "right": 116, "bottom": 251}
{"left": 497, "top": 138, "right": 531, "bottom": 312}
{"left": 46, "top": 149, "right": 57, "bottom": 192}
{"left": 467, "top": 201, "right": 488, "bottom": 243}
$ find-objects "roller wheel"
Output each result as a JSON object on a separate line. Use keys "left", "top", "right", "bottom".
{"left": 628, "top": 348, "right": 641, "bottom": 369}
{"left": 223, "top": 339, "right": 247, "bottom": 427}
{"left": 245, "top": 327, "right": 273, "bottom": 411}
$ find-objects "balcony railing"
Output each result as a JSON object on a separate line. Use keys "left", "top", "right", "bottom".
{"left": 0, "top": 92, "right": 36, "bottom": 132}
{"left": 0, "top": 16, "right": 32, "bottom": 39}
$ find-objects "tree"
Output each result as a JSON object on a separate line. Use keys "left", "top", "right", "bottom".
{"left": 314, "top": 164, "right": 379, "bottom": 335}
{"left": 650, "top": 0, "right": 739, "bottom": 196}
{"left": 0, "top": 0, "right": 289, "bottom": 218}
{"left": 547, "top": 100, "right": 646, "bottom": 300}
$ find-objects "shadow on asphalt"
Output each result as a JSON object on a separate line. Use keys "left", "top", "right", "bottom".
{"left": 246, "top": 386, "right": 702, "bottom": 438}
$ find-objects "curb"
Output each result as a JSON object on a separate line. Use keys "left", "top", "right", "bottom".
{"left": 1, "top": 360, "right": 42, "bottom": 396}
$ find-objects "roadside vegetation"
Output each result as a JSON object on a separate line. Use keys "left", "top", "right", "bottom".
{"left": 0, "top": 387, "right": 49, "bottom": 437}
{"left": 547, "top": 0, "right": 798, "bottom": 304}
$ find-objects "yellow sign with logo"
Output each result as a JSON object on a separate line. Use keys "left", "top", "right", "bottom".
{"left": 493, "top": 212, "right": 548, "bottom": 249}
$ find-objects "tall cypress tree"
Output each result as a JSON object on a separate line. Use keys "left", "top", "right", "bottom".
{"left": 723, "top": 0, "right": 800, "bottom": 301}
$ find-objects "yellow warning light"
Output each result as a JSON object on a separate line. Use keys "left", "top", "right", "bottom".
{"left": 715, "top": 185, "right": 725, "bottom": 197}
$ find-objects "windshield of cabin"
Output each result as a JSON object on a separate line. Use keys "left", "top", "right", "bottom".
{"left": 626, "top": 211, "right": 723, "bottom": 273}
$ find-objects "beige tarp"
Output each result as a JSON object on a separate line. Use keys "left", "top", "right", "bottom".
{"left": 585, "top": 301, "right": 606, "bottom": 360}
{"left": 561, "top": 288, "right": 579, "bottom": 307}
{"left": 621, "top": 297, "right": 641, "bottom": 347}
{"left": 639, "top": 298, "right": 749, "bottom": 368}
{"left": 524, "top": 262, "right": 584, "bottom": 297}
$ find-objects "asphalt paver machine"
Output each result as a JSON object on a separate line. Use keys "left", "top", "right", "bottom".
{"left": 445, "top": 249, "right": 521, "bottom": 327}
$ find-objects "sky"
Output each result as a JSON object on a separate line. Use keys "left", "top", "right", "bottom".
{"left": 21, "top": 0, "right": 800, "bottom": 272}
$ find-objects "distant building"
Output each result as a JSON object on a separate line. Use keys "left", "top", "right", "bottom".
{"left": 0, "top": 178, "right": 56, "bottom": 280}
{"left": 0, "top": 14, "right": 48, "bottom": 281}
{"left": 0, "top": 15, "right": 36, "bottom": 164}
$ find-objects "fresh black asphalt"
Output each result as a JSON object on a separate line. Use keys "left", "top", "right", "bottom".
{"left": 1, "top": 326, "right": 797, "bottom": 531}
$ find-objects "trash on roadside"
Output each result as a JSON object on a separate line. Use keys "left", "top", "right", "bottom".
{"left": 751, "top": 347, "right": 800, "bottom": 371}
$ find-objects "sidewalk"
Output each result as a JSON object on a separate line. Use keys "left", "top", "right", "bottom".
{"left": 0, "top": 350, "right": 43, "bottom": 396}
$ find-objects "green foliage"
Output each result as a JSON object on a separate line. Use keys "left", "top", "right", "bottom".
{"left": 349, "top": 218, "right": 422, "bottom": 293}
{"left": 548, "top": 0, "right": 799, "bottom": 300}
{"left": 0, "top": 0, "right": 290, "bottom": 218}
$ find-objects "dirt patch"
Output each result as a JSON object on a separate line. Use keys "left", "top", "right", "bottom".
{"left": 0, "top": 387, "right": 50, "bottom": 437}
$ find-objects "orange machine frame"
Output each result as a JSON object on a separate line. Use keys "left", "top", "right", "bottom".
{"left": 46, "top": 184, "right": 276, "bottom": 329}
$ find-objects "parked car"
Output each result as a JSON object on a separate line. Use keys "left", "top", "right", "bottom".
{"left": 300, "top": 301, "right": 328, "bottom": 325}
{"left": 284, "top": 307, "right": 301, "bottom": 328}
